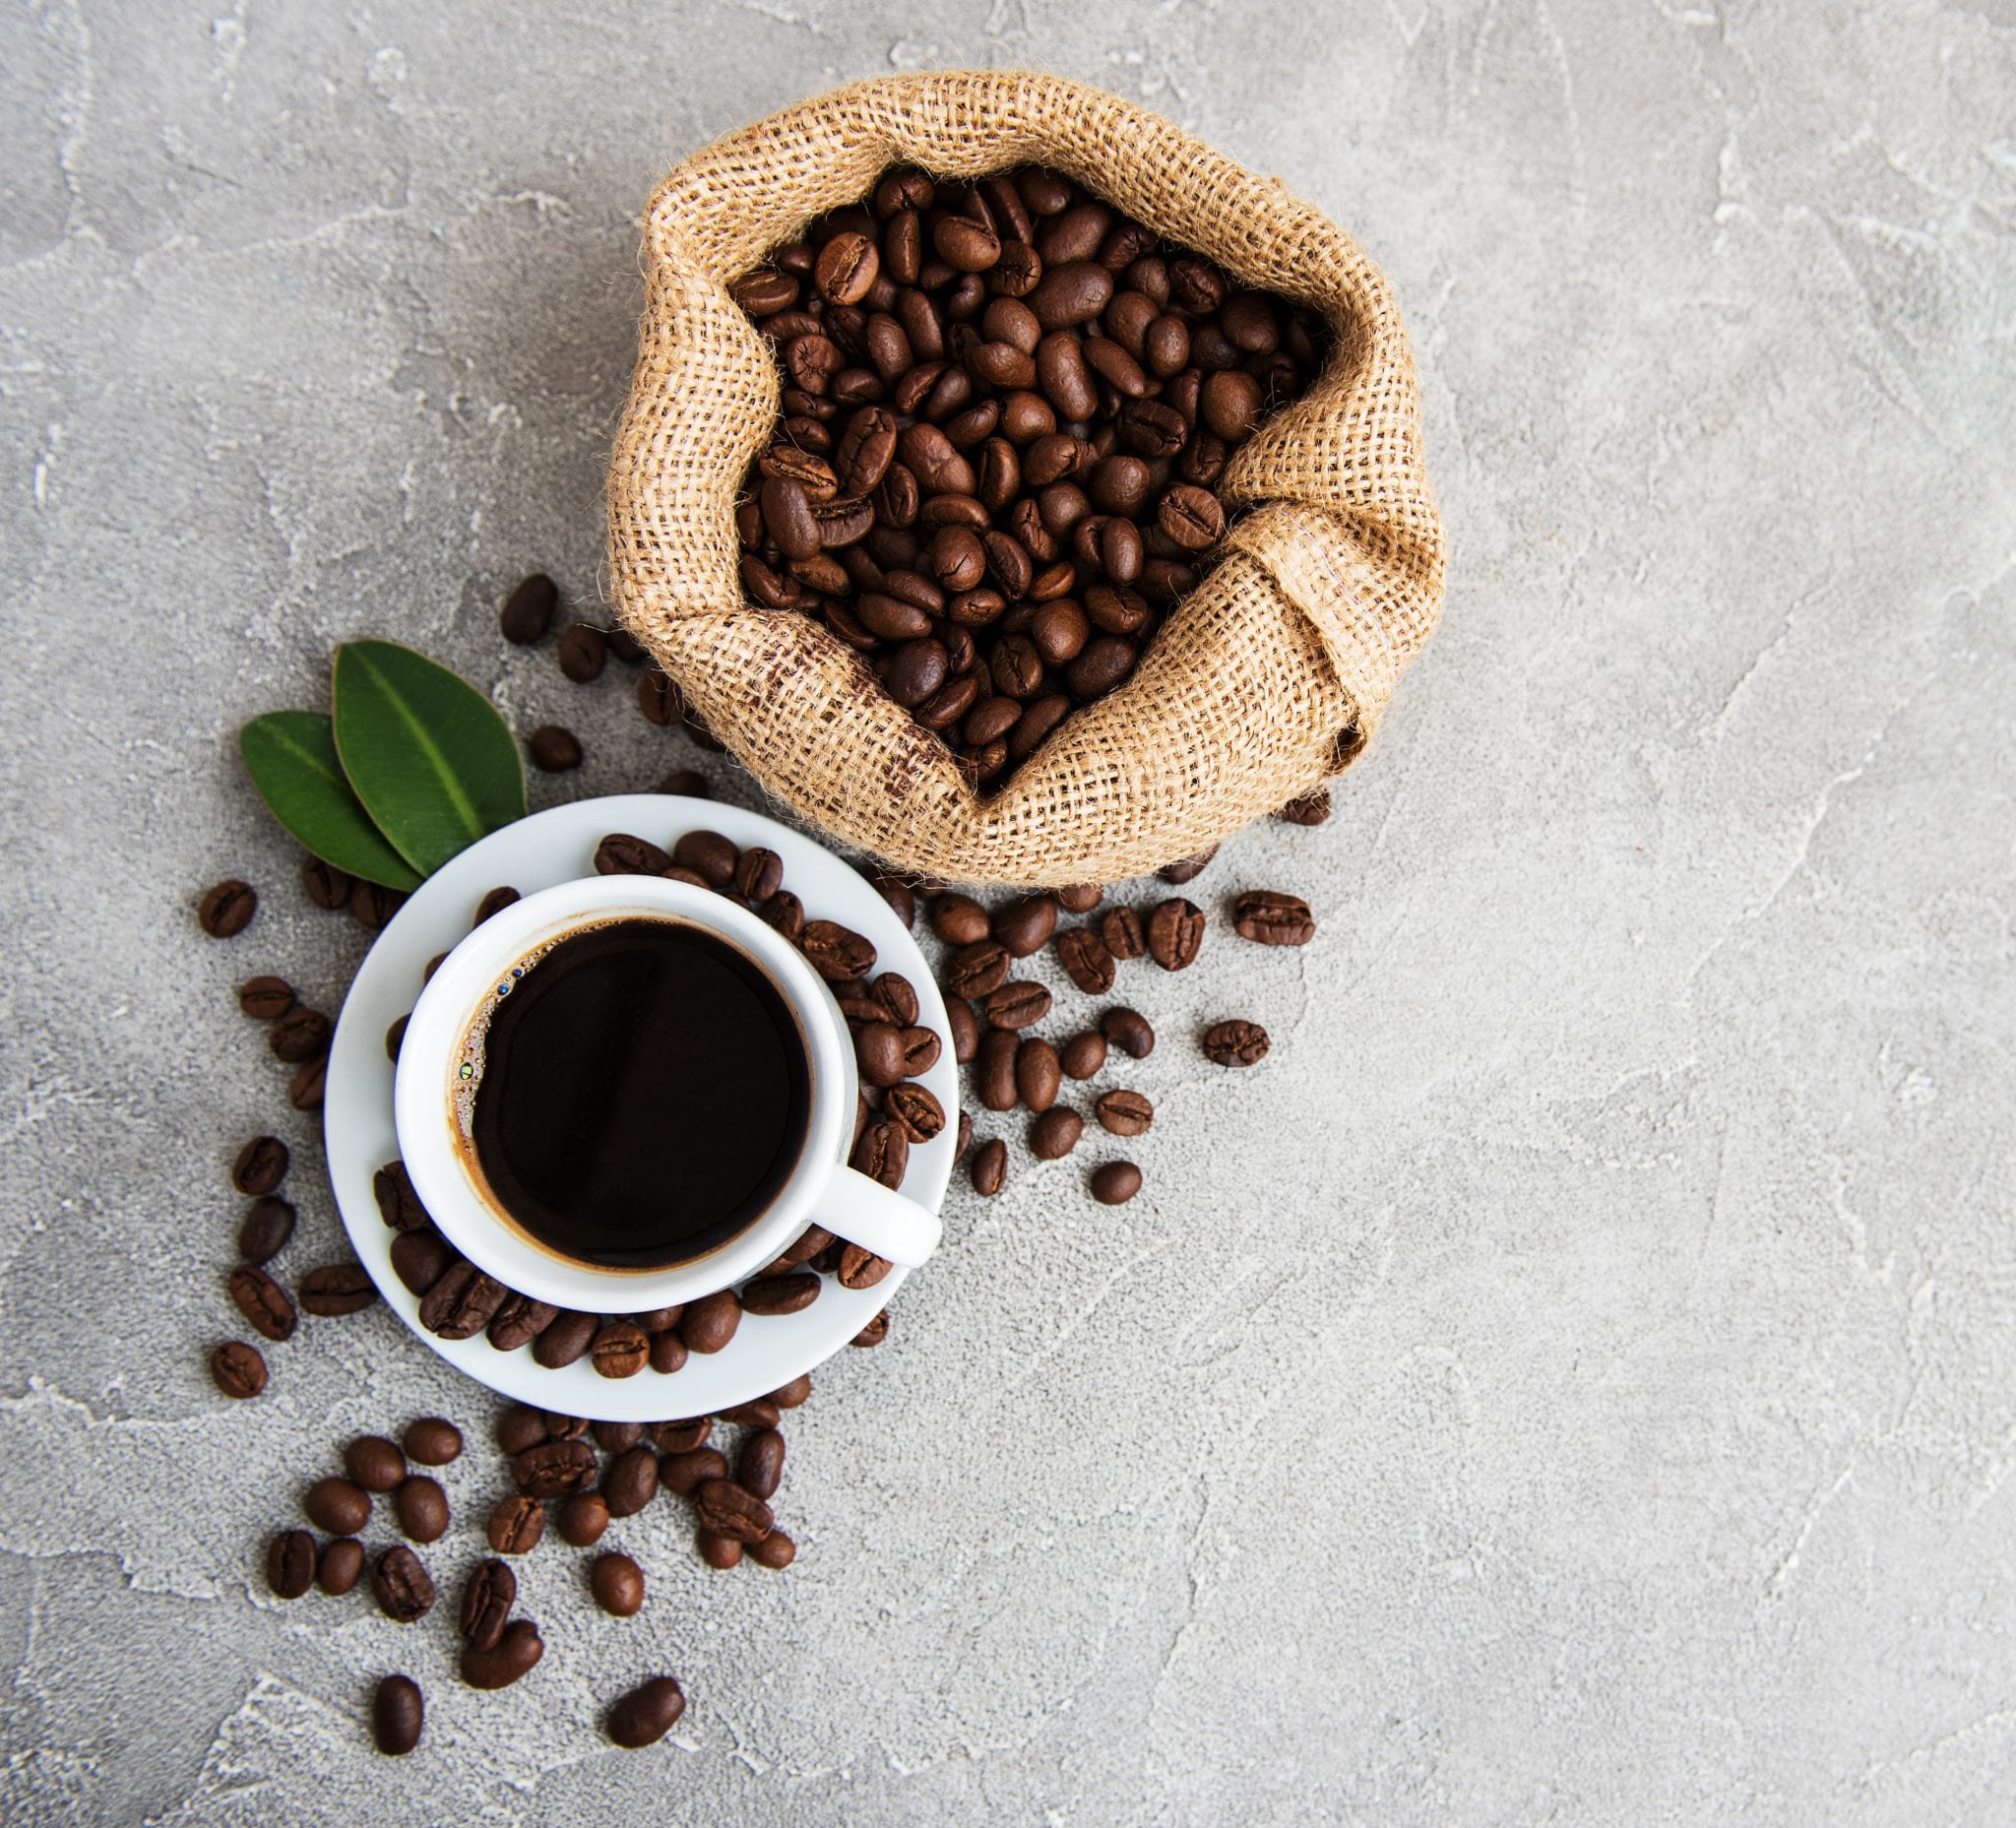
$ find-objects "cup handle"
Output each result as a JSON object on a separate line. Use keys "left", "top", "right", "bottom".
{"left": 820, "top": 1168, "right": 943, "bottom": 1269}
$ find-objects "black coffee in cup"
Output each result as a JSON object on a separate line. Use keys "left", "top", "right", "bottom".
{"left": 460, "top": 918, "right": 810, "bottom": 1269}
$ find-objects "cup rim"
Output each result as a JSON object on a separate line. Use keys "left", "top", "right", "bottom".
{"left": 393, "top": 873, "right": 852, "bottom": 1312}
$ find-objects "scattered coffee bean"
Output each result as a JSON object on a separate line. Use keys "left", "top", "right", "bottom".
{"left": 1030, "top": 1106, "right": 1084, "bottom": 1160}
{"left": 1090, "top": 1160, "right": 1144, "bottom": 1204}
{"left": 1275, "top": 786, "right": 1331, "bottom": 825}
{"left": 557, "top": 621, "right": 607, "bottom": 682}
{"left": 228, "top": 1264, "right": 297, "bottom": 1342}
{"left": 395, "top": 1476, "right": 449, "bottom": 1544}
{"left": 993, "top": 894, "right": 1058, "bottom": 957}
{"left": 268, "top": 1006, "right": 331, "bottom": 1063}
{"left": 236, "top": 1196, "right": 295, "bottom": 1264}
{"left": 557, "top": 1492, "right": 610, "bottom": 1547}
{"left": 528, "top": 725, "right": 584, "bottom": 772}
{"left": 1159, "top": 846, "right": 1218, "bottom": 884}
{"left": 1099, "top": 906, "right": 1146, "bottom": 961}
{"left": 318, "top": 1537, "right": 364, "bottom": 1596}
{"left": 1060, "top": 1031, "right": 1107, "bottom": 1079}
{"left": 237, "top": 975, "right": 295, "bottom": 1020}
{"left": 1095, "top": 1088, "right": 1154, "bottom": 1136}
{"left": 198, "top": 878, "right": 257, "bottom": 937}
{"left": 348, "top": 878, "right": 406, "bottom": 930}
{"left": 372, "top": 1545, "right": 436, "bottom": 1622}
{"left": 718, "top": 1399, "right": 781, "bottom": 1428}
{"left": 500, "top": 572, "right": 558, "bottom": 645}
{"left": 738, "top": 1428, "right": 787, "bottom": 1501}
{"left": 750, "top": 1529, "right": 797, "bottom": 1569}
{"left": 984, "top": 979, "right": 1052, "bottom": 1029}
{"left": 267, "top": 1530, "right": 316, "bottom": 1599}
{"left": 851, "top": 1309, "right": 892, "bottom": 1348}
{"left": 931, "top": 894, "right": 991, "bottom": 946}
{"left": 300, "top": 856, "right": 354, "bottom": 910}
{"left": 956, "top": 1107, "right": 975, "bottom": 1160}
{"left": 1016, "top": 1037, "right": 1062, "bottom": 1111}
{"left": 656, "top": 768, "right": 711, "bottom": 796}
{"left": 696, "top": 1479, "right": 775, "bottom": 1544}
{"left": 487, "top": 1495, "right": 545, "bottom": 1555}
{"left": 371, "top": 1674, "right": 424, "bottom": 1757}
{"left": 591, "top": 1552, "right": 646, "bottom": 1618}
{"left": 299, "top": 1261, "right": 378, "bottom": 1317}
{"left": 741, "top": 1272, "right": 822, "bottom": 1317}
{"left": 971, "top": 1137, "right": 1008, "bottom": 1195}
{"left": 771, "top": 1373, "right": 813, "bottom": 1409}
{"left": 591, "top": 1320, "right": 650, "bottom": 1379}
{"left": 681, "top": 1290, "right": 742, "bottom": 1355}
{"left": 1147, "top": 898, "right": 1206, "bottom": 969}
{"left": 344, "top": 1436, "right": 408, "bottom": 1493}
{"left": 1202, "top": 1018, "right": 1271, "bottom": 1066}
{"left": 947, "top": 1001, "right": 980, "bottom": 1063}
{"left": 513, "top": 1438, "right": 598, "bottom": 1498}
{"left": 661, "top": 1447, "right": 729, "bottom": 1497}
{"left": 1101, "top": 1006, "right": 1156, "bottom": 1058}
{"left": 653, "top": 1418, "right": 712, "bottom": 1454}
{"left": 606, "top": 1674, "right": 686, "bottom": 1747}
{"left": 460, "top": 1558, "right": 518, "bottom": 1652}
{"left": 595, "top": 1419, "right": 647, "bottom": 1453}
{"left": 943, "top": 938, "right": 1011, "bottom": 998}
{"left": 232, "top": 1135, "right": 289, "bottom": 1196}
{"left": 402, "top": 1417, "right": 462, "bottom": 1466}
{"left": 1232, "top": 889, "right": 1316, "bottom": 946}
{"left": 286, "top": 1055, "right": 327, "bottom": 1110}
{"left": 868, "top": 873, "right": 916, "bottom": 928}
{"left": 210, "top": 1339, "right": 267, "bottom": 1399}
{"left": 1055, "top": 926, "right": 1117, "bottom": 994}
{"left": 1057, "top": 884, "right": 1104, "bottom": 914}
{"left": 602, "top": 1445, "right": 660, "bottom": 1518}
{"left": 304, "top": 1477, "right": 372, "bottom": 1536}
{"left": 496, "top": 1406, "right": 549, "bottom": 1456}
{"left": 462, "top": 1618, "right": 544, "bottom": 1689}
{"left": 976, "top": 1027, "right": 1019, "bottom": 1110}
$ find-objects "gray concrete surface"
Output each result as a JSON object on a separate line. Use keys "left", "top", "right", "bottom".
{"left": 3, "top": 2, "right": 2013, "bottom": 1822}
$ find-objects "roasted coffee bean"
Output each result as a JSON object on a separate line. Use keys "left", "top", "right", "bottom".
{"left": 299, "top": 1261, "right": 377, "bottom": 1317}
{"left": 1203, "top": 1018, "right": 1271, "bottom": 1067}
{"left": 1233, "top": 890, "right": 1317, "bottom": 947}
{"left": 528, "top": 725, "right": 583, "bottom": 772}
{"left": 267, "top": 1530, "right": 316, "bottom": 1599}
{"left": 1159, "top": 846, "right": 1219, "bottom": 884}
{"left": 591, "top": 1320, "right": 650, "bottom": 1379}
{"left": 1056, "top": 882, "right": 1103, "bottom": 913}
{"left": 287, "top": 1056, "right": 327, "bottom": 1110}
{"left": 557, "top": 621, "right": 607, "bottom": 682}
{"left": 602, "top": 1445, "right": 660, "bottom": 1517}
{"left": 856, "top": 1019, "right": 907, "bottom": 1088}
{"left": 993, "top": 894, "right": 1057, "bottom": 958}
{"left": 976, "top": 1026, "right": 1020, "bottom": 1111}
{"left": 898, "top": 1025, "right": 941, "bottom": 1077}
{"left": 345, "top": 1436, "right": 408, "bottom": 1493}
{"left": 759, "top": 890, "right": 805, "bottom": 941}
{"left": 228, "top": 1265, "right": 296, "bottom": 1342}
{"left": 495, "top": 1406, "right": 549, "bottom": 1455}
{"left": 389, "top": 1230, "right": 452, "bottom": 1296}
{"left": 300, "top": 856, "right": 353, "bottom": 910}
{"left": 371, "top": 1675, "right": 424, "bottom": 1757}
{"left": 1102, "top": 1006, "right": 1156, "bottom": 1058}
{"left": 591, "top": 1551, "right": 647, "bottom": 1619}
{"left": 396, "top": 1477, "right": 449, "bottom": 1544}
{"left": 233, "top": 1135, "right": 289, "bottom": 1196}
{"left": 1098, "top": 906, "right": 1147, "bottom": 962}
{"left": 238, "top": 975, "right": 295, "bottom": 1020}
{"left": 1055, "top": 926, "right": 1117, "bottom": 994}
{"left": 1016, "top": 1037, "right": 1062, "bottom": 1111}
{"left": 750, "top": 1528, "right": 798, "bottom": 1569}
{"left": 210, "top": 1339, "right": 267, "bottom": 1399}
{"left": 487, "top": 1495, "right": 545, "bottom": 1555}
{"left": 838, "top": 1243, "right": 893, "bottom": 1291}
{"left": 1276, "top": 786, "right": 1332, "bottom": 825}
{"left": 372, "top": 1160, "right": 427, "bottom": 1230}
{"left": 657, "top": 768, "right": 712, "bottom": 797}
{"left": 718, "top": 1398, "right": 782, "bottom": 1428}
{"left": 1095, "top": 1088, "right": 1155, "bottom": 1136}
{"left": 1090, "top": 1160, "right": 1144, "bottom": 1205}
{"left": 696, "top": 1479, "right": 775, "bottom": 1544}
{"left": 236, "top": 1196, "right": 295, "bottom": 1264}
{"left": 771, "top": 1372, "right": 814, "bottom": 1409}
{"left": 513, "top": 1438, "right": 598, "bottom": 1497}
{"left": 983, "top": 979, "right": 1052, "bottom": 1029}
{"left": 533, "top": 1308, "right": 598, "bottom": 1369}
{"left": 606, "top": 1675, "right": 686, "bottom": 1747}
{"left": 304, "top": 1477, "right": 372, "bottom": 1536}
{"left": 661, "top": 1445, "right": 728, "bottom": 1497}
{"left": 198, "top": 878, "right": 257, "bottom": 937}
{"left": 737, "top": 1428, "right": 788, "bottom": 1502}
{"left": 418, "top": 1262, "right": 509, "bottom": 1341}
{"left": 318, "top": 1537, "right": 365, "bottom": 1596}
{"left": 594, "top": 1418, "right": 647, "bottom": 1454}
{"left": 649, "top": 1329, "right": 689, "bottom": 1376}
{"left": 947, "top": 998, "right": 980, "bottom": 1063}
{"left": 348, "top": 877, "right": 406, "bottom": 930}
{"left": 596, "top": 832, "right": 672, "bottom": 875}
{"left": 403, "top": 1418, "right": 462, "bottom": 1466}
{"left": 972, "top": 1136, "right": 1008, "bottom": 1193}
{"left": 1030, "top": 1106, "right": 1084, "bottom": 1160}
{"left": 733, "top": 846, "right": 785, "bottom": 902}
{"left": 638, "top": 669, "right": 679, "bottom": 725}
{"left": 501, "top": 572, "right": 558, "bottom": 644}
{"left": 682, "top": 1290, "right": 743, "bottom": 1354}
{"left": 851, "top": 1117, "right": 910, "bottom": 1189}
{"left": 488, "top": 1292, "right": 559, "bottom": 1353}
{"left": 384, "top": 1014, "right": 409, "bottom": 1060}
{"left": 873, "top": 970, "right": 921, "bottom": 1026}
{"left": 943, "top": 938, "right": 1011, "bottom": 998}
{"left": 851, "top": 1308, "right": 893, "bottom": 1347}
{"left": 541, "top": 1412, "right": 590, "bottom": 1440}
{"left": 654, "top": 1417, "right": 713, "bottom": 1454}
{"left": 740, "top": 1272, "right": 822, "bottom": 1316}
{"left": 557, "top": 1492, "right": 610, "bottom": 1547}
{"left": 473, "top": 885, "right": 522, "bottom": 927}
{"left": 1147, "top": 898, "right": 1206, "bottom": 970}
{"left": 462, "top": 1619, "right": 543, "bottom": 1690}
{"left": 460, "top": 1559, "right": 518, "bottom": 1654}
{"left": 802, "top": 919, "right": 876, "bottom": 981}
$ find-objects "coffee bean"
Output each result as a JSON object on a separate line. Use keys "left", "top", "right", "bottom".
{"left": 662, "top": 1446, "right": 728, "bottom": 1497}
{"left": 595, "top": 1418, "right": 647, "bottom": 1454}
{"left": 856, "top": 1020, "right": 907, "bottom": 1088}
{"left": 318, "top": 1537, "right": 364, "bottom": 1596}
{"left": 734, "top": 846, "right": 785, "bottom": 902}
{"left": 802, "top": 919, "right": 876, "bottom": 981}
{"left": 1055, "top": 926, "right": 1117, "bottom": 994}
{"left": 299, "top": 1261, "right": 377, "bottom": 1317}
{"left": 557, "top": 621, "right": 607, "bottom": 682}
{"left": 646, "top": 1327, "right": 686, "bottom": 1374}
{"left": 1202, "top": 1018, "right": 1271, "bottom": 1067}
{"left": 495, "top": 1406, "right": 548, "bottom": 1455}
{"left": 657, "top": 768, "right": 712, "bottom": 796}
{"left": 589, "top": 1320, "right": 649, "bottom": 1379}
{"left": 372, "top": 1160, "right": 427, "bottom": 1230}
{"left": 1233, "top": 890, "right": 1316, "bottom": 946}
{"left": 392, "top": 1476, "right": 447, "bottom": 1544}
{"left": 418, "top": 1262, "right": 509, "bottom": 1341}
{"left": 1159, "top": 846, "right": 1218, "bottom": 884}
{"left": 606, "top": 1674, "right": 686, "bottom": 1747}
{"left": 696, "top": 1479, "right": 775, "bottom": 1544}
{"left": 198, "top": 878, "right": 257, "bottom": 937}
{"left": 1101, "top": 1006, "right": 1156, "bottom": 1058}
{"left": 719, "top": 1398, "right": 782, "bottom": 1428}
{"left": 898, "top": 1025, "right": 941, "bottom": 1077}
{"left": 1056, "top": 883, "right": 1103, "bottom": 913}
{"left": 596, "top": 832, "right": 672, "bottom": 875}
{"left": 771, "top": 1373, "right": 813, "bottom": 1410}
{"left": 886, "top": 1082, "right": 945, "bottom": 1144}
{"left": 232, "top": 1135, "right": 289, "bottom": 1196}
{"left": 542, "top": 1411, "right": 590, "bottom": 1440}
{"left": 838, "top": 1243, "right": 893, "bottom": 1291}
{"left": 501, "top": 572, "right": 558, "bottom": 644}
{"left": 851, "top": 1308, "right": 892, "bottom": 1347}
{"left": 1016, "top": 1037, "right": 1062, "bottom": 1111}
{"left": 345, "top": 1435, "right": 408, "bottom": 1493}
{"left": 653, "top": 1417, "right": 713, "bottom": 1454}
{"left": 976, "top": 1027, "right": 1019, "bottom": 1111}
{"left": 750, "top": 1528, "right": 798, "bottom": 1569}
{"left": 300, "top": 856, "right": 353, "bottom": 910}
{"left": 267, "top": 1530, "right": 316, "bottom": 1599}
{"left": 228, "top": 1264, "right": 296, "bottom": 1342}
{"left": 389, "top": 1230, "right": 452, "bottom": 1296}
{"left": 1030, "top": 1107, "right": 1084, "bottom": 1160}
{"left": 533, "top": 1308, "right": 598, "bottom": 1368}
{"left": 488, "top": 1292, "right": 558, "bottom": 1353}
{"left": 1099, "top": 906, "right": 1146, "bottom": 962}
{"left": 1276, "top": 786, "right": 1332, "bottom": 825}
{"left": 402, "top": 1417, "right": 461, "bottom": 1466}
{"left": 462, "top": 1619, "right": 543, "bottom": 1689}
{"left": 1090, "top": 1161, "right": 1144, "bottom": 1205}
{"left": 384, "top": 1014, "right": 409, "bottom": 1060}
{"left": 557, "top": 1492, "right": 610, "bottom": 1546}
{"left": 210, "top": 1340, "right": 267, "bottom": 1399}
{"left": 737, "top": 1428, "right": 787, "bottom": 1501}
{"left": 1060, "top": 1031, "right": 1107, "bottom": 1079}
{"left": 458, "top": 1558, "right": 518, "bottom": 1654}
{"left": 473, "top": 884, "right": 521, "bottom": 924}
{"left": 681, "top": 1290, "right": 742, "bottom": 1355}
{"left": 850, "top": 1117, "right": 910, "bottom": 1189}
{"left": 580, "top": 1553, "right": 645, "bottom": 1624}
{"left": 983, "top": 980, "right": 1052, "bottom": 1029}
{"left": 238, "top": 975, "right": 295, "bottom": 1020}
{"left": 487, "top": 1495, "right": 545, "bottom": 1555}
{"left": 741, "top": 1272, "right": 822, "bottom": 1317}
{"left": 528, "top": 725, "right": 583, "bottom": 772}
{"left": 593, "top": 1446, "right": 654, "bottom": 1519}
{"left": 1147, "top": 898, "right": 1206, "bottom": 970}
{"left": 369, "top": 1675, "right": 424, "bottom": 1757}
{"left": 236, "top": 1196, "right": 295, "bottom": 1264}
{"left": 947, "top": 999, "right": 980, "bottom": 1063}
{"left": 943, "top": 938, "right": 1011, "bottom": 998}
{"left": 638, "top": 669, "right": 679, "bottom": 725}
{"left": 993, "top": 893, "right": 1057, "bottom": 957}
{"left": 513, "top": 1438, "right": 597, "bottom": 1498}
{"left": 1095, "top": 1088, "right": 1154, "bottom": 1136}
{"left": 304, "top": 1477, "right": 372, "bottom": 1536}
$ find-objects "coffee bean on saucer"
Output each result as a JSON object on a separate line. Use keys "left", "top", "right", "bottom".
{"left": 287, "top": 1056, "right": 328, "bottom": 1111}
{"left": 872, "top": 971, "right": 920, "bottom": 1027}
{"left": 1030, "top": 1107, "right": 1084, "bottom": 1160}
{"left": 750, "top": 1528, "right": 797, "bottom": 1569}
{"left": 344, "top": 1436, "right": 408, "bottom": 1493}
{"left": 237, "top": 976, "right": 294, "bottom": 1020}
{"left": 488, "top": 1292, "right": 558, "bottom": 1353}
{"left": 473, "top": 884, "right": 521, "bottom": 923}
{"left": 228, "top": 1265, "right": 297, "bottom": 1342}
{"left": 267, "top": 1530, "right": 316, "bottom": 1599}
{"left": 885, "top": 1082, "right": 945, "bottom": 1143}
{"left": 210, "top": 1340, "right": 267, "bottom": 1399}
{"left": 389, "top": 1230, "right": 452, "bottom": 1296}
{"left": 590, "top": 1321, "right": 650, "bottom": 1379}
{"left": 971, "top": 1137, "right": 1008, "bottom": 1195}
{"left": 656, "top": 769, "right": 711, "bottom": 796}
{"left": 734, "top": 847, "right": 784, "bottom": 902}
{"left": 868, "top": 873, "right": 916, "bottom": 928}
{"left": 596, "top": 833, "right": 672, "bottom": 875}
{"left": 740, "top": 1273, "right": 821, "bottom": 1317}
{"left": 304, "top": 1477, "right": 372, "bottom": 1536}
{"left": 661, "top": 1446, "right": 728, "bottom": 1497}
{"left": 300, "top": 1262, "right": 378, "bottom": 1317}
{"left": 462, "top": 1619, "right": 544, "bottom": 1689}
{"left": 669, "top": 829, "right": 739, "bottom": 886}
{"left": 348, "top": 878, "right": 406, "bottom": 930}
{"left": 372, "top": 1161, "right": 428, "bottom": 1231}
{"left": 383, "top": 1015, "right": 409, "bottom": 1060}
{"left": 1147, "top": 898, "right": 1205, "bottom": 970}
{"left": 534, "top": 1309, "right": 598, "bottom": 1368}
{"left": 1158, "top": 846, "right": 1218, "bottom": 885}
{"left": 1202, "top": 1019, "right": 1271, "bottom": 1067}
{"left": 681, "top": 1291, "right": 742, "bottom": 1355}
{"left": 850, "top": 1118, "right": 910, "bottom": 1189}
{"left": 318, "top": 1537, "right": 365, "bottom": 1596}
{"left": 737, "top": 1429, "right": 786, "bottom": 1501}
{"left": 856, "top": 1020, "right": 907, "bottom": 1088}
{"left": 268, "top": 1006, "right": 331, "bottom": 1063}
{"left": 1090, "top": 1160, "right": 1144, "bottom": 1204}
{"left": 513, "top": 1438, "right": 598, "bottom": 1498}
{"left": 418, "top": 1262, "right": 509, "bottom": 1341}
{"left": 1276, "top": 787, "right": 1331, "bottom": 825}
{"left": 837, "top": 1244, "right": 893, "bottom": 1291}
{"left": 198, "top": 879, "right": 257, "bottom": 937}
{"left": 236, "top": 1197, "right": 294, "bottom": 1264}
{"left": 1233, "top": 890, "right": 1316, "bottom": 947}
{"left": 1060, "top": 1031, "right": 1106, "bottom": 1079}
{"left": 487, "top": 1495, "right": 545, "bottom": 1555}
{"left": 591, "top": 1552, "right": 646, "bottom": 1618}
{"left": 500, "top": 572, "right": 557, "bottom": 645}
{"left": 300, "top": 856, "right": 354, "bottom": 910}
{"left": 401, "top": 1418, "right": 461, "bottom": 1466}
{"left": 1099, "top": 906, "right": 1146, "bottom": 962}
{"left": 528, "top": 725, "right": 583, "bottom": 772}
{"left": 1095, "top": 1089, "right": 1154, "bottom": 1136}
{"left": 1016, "top": 1038, "right": 1061, "bottom": 1111}
{"left": 557, "top": 622, "right": 607, "bottom": 682}
{"left": 606, "top": 1675, "right": 685, "bottom": 1747}
{"left": 372, "top": 1675, "right": 424, "bottom": 1756}
{"left": 654, "top": 1418, "right": 713, "bottom": 1454}
{"left": 396, "top": 1477, "right": 449, "bottom": 1544}
{"left": 647, "top": 1327, "right": 687, "bottom": 1373}
{"left": 696, "top": 1480, "right": 774, "bottom": 1544}
{"left": 1056, "top": 883, "right": 1103, "bottom": 914}
{"left": 557, "top": 1492, "right": 610, "bottom": 1547}
{"left": 1056, "top": 926, "right": 1116, "bottom": 994}
{"left": 758, "top": 890, "right": 804, "bottom": 941}
{"left": 233, "top": 1136, "right": 289, "bottom": 1196}
{"left": 851, "top": 1308, "right": 891, "bottom": 1348}
{"left": 802, "top": 919, "right": 876, "bottom": 981}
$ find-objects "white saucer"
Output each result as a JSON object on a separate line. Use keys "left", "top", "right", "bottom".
{"left": 322, "top": 795, "right": 954, "bottom": 1420}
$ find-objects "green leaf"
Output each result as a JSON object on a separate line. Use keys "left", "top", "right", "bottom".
{"left": 332, "top": 641, "right": 526, "bottom": 877}
{"left": 239, "top": 712, "right": 424, "bottom": 891}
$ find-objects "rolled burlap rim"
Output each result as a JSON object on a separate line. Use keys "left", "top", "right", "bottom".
{"left": 607, "top": 71, "right": 1446, "bottom": 888}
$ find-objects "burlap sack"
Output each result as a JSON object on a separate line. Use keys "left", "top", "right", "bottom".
{"left": 608, "top": 72, "right": 1445, "bottom": 888}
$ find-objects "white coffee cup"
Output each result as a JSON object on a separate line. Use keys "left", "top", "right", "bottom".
{"left": 393, "top": 874, "right": 941, "bottom": 1314}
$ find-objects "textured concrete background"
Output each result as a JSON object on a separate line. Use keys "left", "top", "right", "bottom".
{"left": 3, "top": 2, "right": 2014, "bottom": 1823}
